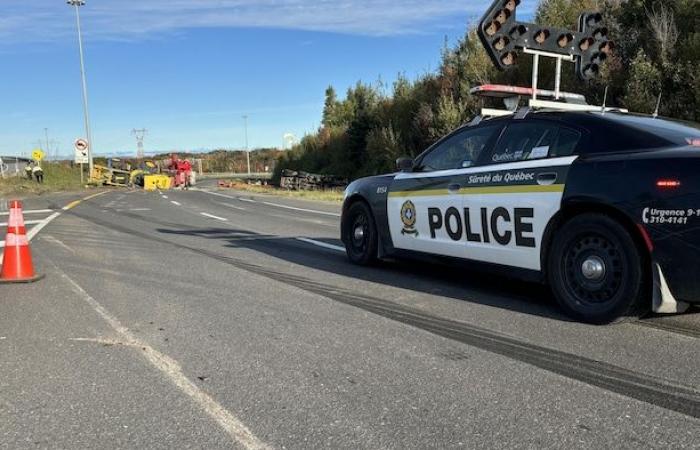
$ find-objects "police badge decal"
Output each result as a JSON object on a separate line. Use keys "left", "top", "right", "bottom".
{"left": 400, "top": 200, "right": 419, "bottom": 236}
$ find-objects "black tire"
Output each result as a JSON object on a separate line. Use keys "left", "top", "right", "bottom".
{"left": 547, "top": 213, "right": 649, "bottom": 324}
{"left": 343, "top": 201, "right": 378, "bottom": 265}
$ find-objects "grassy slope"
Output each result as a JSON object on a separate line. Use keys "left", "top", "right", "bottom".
{"left": 0, "top": 164, "right": 85, "bottom": 196}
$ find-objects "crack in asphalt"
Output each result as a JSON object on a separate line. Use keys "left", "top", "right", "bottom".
{"left": 63, "top": 201, "right": 700, "bottom": 419}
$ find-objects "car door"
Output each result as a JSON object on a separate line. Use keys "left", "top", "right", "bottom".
{"left": 459, "top": 119, "right": 582, "bottom": 271}
{"left": 387, "top": 124, "right": 503, "bottom": 259}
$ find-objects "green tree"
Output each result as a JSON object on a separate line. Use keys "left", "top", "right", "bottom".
{"left": 623, "top": 49, "right": 662, "bottom": 113}
{"left": 274, "top": 0, "right": 700, "bottom": 184}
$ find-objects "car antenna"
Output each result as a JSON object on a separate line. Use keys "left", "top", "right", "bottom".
{"left": 601, "top": 86, "right": 608, "bottom": 114}
{"left": 653, "top": 92, "right": 662, "bottom": 118}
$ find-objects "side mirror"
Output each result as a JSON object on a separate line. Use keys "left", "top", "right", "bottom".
{"left": 396, "top": 157, "right": 414, "bottom": 172}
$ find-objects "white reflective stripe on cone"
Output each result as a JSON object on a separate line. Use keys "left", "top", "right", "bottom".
{"left": 8, "top": 210, "right": 24, "bottom": 228}
{"left": 4, "top": 233, "right": 29, "bottom": 247}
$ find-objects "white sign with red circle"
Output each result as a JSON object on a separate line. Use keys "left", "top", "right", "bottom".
{"left": 74, "top": 138, "right": 89, "bottom": 164}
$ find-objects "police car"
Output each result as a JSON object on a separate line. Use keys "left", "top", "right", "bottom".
{"left": 341, "top": 99, "right": 700, "bottom": 324}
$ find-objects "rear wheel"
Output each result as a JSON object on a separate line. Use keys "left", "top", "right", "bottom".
{"left": 548, "top": 214, "right": 648, "bottom": 324}
{"left": 343, "top": 201, "right": 378, "bottom": 265}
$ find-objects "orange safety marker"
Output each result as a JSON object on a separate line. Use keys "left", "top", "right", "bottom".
{"left": 0, "top": 200, "right": 44, "bottom": 284}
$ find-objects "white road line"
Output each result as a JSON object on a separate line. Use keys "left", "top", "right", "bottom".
{"left": 295, "top": 238, "right": 345, "bottom": 253}
{"left": 197, "top": 190, "right": 238, "bottom": 201}
{"left": 41, "top": 235, "right": 76, "bottom": 254}
{"left": 0, "top": 212, "right": 61, "bottom": 249}
{"left": 212, "top": 201, "right": 246, "bottom": 212}
{"left": 0, "top": 209, "right": 53, "bottom": 216}
{"left": 0, "top": 220, "right": 43, "bottom": 227}
{"left": 27, "top": 212, "right": 61, "bottom": 241}
{"left": 52, "top": 266, "right": 270, "bottom": 450}
{"left": 199, "top": 190, "right": 339, "bottom": 217}
{"left": 201, "top": 212, "right": 228, "bottom": 222}
{"left": 129, "top": 208, "right": 152, "bottom": 212}
{"left": 171, "top": 201, "right": 182, "bottom": 206}
{"left": 162, "top": 195, "right": 169, "bottom": 199}
{"left": 261, "top": 201, "right": 340, "bottom": 217}
{"left": 1, "top": 192, "right": 109, "bottom": 249}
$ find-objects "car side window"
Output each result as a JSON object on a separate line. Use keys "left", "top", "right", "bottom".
{"left": 551, "top": 126, "right": 582, "bottom": 157}
{"left": 418, "top": 125, "right": 500, "bottom": 172}
{"left": 484, "top": 122, "right": 582, "bottom": 164}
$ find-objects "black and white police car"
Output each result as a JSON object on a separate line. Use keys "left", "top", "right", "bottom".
{"left": 341, "top": 93, "right": 700, "bottom": 324}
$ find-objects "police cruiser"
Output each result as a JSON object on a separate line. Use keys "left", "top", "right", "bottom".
{"left": 340, "top": 87, "right": 700, "bottom": 324}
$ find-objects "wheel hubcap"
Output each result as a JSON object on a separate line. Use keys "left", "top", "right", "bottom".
{"left": 563, "top": 233, "right": 624, "bottom": 305}
{"left": 349, "top": 212, "right": 369, "bottom": 256}
{"left": 353, "top": 226, "right": 365, "bottom": 241}
{"left": 581, "top": 256, "right": 606, "bottom": 281}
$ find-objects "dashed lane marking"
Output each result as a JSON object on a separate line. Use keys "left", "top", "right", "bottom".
{"left": 238, "top": 198, "right": 255, "bottom": 203}
{"left": 201, "top": 212, "right": 228, "bottom": 222}
{"left": 49, "top": 262, "right": 270, "bottom": 450}
{"left": 214, "top": 201, "right": 246, "bottom": 212}
{"left": 171, "top": 201, "right": 182, "bottom": 206}
{"left": 63, "top": 191, "right": 109, "bottom": 211}
{"left": 63, "top": 200, "right": 81, "bottom": 211}
{"left": 295, "top": 237, "right": 345, "bottom": 253}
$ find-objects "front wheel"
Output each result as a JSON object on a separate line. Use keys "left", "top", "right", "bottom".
{"left": 343, "top": 201, "right": 378, "bottom": 265}
{"left": 548, "top": 214, "right": 649, "bottom": 324}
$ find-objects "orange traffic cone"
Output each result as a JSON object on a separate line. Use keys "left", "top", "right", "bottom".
{"left": 0, "top": 200, "right": 44, "bottom": 284}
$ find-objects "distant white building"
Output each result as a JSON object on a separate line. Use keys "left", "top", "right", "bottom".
{"left": 0, "top": 156, "right": 32, "bottom": 178}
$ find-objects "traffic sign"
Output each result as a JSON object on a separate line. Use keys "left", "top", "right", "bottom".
{"left": 74, "top": 138, "right": 89, "bottom": 152}
{"left": 74, "top": 138, "right": 89, "bottom": 164}
{"left": 32, "top": 149, "right": 45, "bottom": 162}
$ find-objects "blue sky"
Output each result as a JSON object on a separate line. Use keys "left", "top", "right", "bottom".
{"left": 0, "top": 1, "right": 535, "bottom": 158}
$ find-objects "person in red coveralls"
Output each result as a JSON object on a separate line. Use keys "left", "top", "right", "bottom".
{"left": 169, "top": 154, "right": 193, "bottom": 189}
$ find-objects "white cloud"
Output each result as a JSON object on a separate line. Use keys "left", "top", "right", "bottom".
{"left": 0, "top": 0, "right": 535, "bottom": 43}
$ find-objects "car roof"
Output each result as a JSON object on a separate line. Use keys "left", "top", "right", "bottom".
{"left": 466, "top": 110, "right": 700, "bottom": 154}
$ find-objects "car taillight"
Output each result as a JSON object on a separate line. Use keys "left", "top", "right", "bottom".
{"left": 687, "top": 138, "right": 700, "bottom": 147}
{"left": 656, "top": 179, "right": 681, "bottom": 189}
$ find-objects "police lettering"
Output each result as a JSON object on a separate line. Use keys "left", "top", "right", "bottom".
{"left": 428, "top": 207, "right": 536, "bottom": 248}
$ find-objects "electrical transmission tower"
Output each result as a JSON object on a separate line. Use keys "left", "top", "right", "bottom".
{"left": 132, "top": 128, "right": 148, "bottom": 159}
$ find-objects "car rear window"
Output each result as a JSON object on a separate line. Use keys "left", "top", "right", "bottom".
{"left": 592, "top": 113, "right": 700, "bottom": 147}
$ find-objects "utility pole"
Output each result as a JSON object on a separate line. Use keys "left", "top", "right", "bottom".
{"left": 243, "top": 115, "right": 251, "bottom": 175}
{"left": 132, "top": 128, "right": 148, "bottom": 159}
{"left": 68, "top": 0, "right": 94, "bottom": 177}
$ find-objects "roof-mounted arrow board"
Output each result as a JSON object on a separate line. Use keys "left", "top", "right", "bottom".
{"left": 477, "top": 0, "right": 614, "bottom": 80}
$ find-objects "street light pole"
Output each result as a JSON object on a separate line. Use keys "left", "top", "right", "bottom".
{"left": 243, "top": 115, "right": 250, "bottom": 175}
{"left": 68, "top": 0, "right": 94, "bottom": 177}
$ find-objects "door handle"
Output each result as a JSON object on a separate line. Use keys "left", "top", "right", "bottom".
{"left": 537, "top": 173, "right": 557, "bottom": 186}
{"left": 448, "top": 183, "right": 461, "bottom": 193}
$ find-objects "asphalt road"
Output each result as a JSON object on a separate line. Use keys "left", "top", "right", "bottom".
{"left": 1, "top": 186, "right": 699, "bottom": 449}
